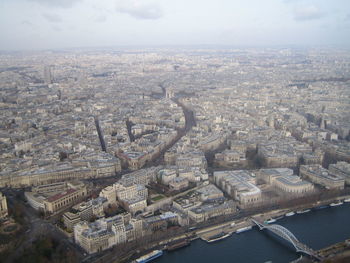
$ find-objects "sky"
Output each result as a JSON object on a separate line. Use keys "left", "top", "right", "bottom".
{"left": 0, "top": 0, "right": 350, "bottom": 50}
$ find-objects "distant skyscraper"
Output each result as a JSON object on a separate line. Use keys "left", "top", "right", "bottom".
{"left": 44, "top": 65, "right": 53, "bottom": 84}
{"left": 0, "top": 192, "right": 8, "bottom": 219}
{"left": 166, "top": 89, "right": 174, "bottom": 99}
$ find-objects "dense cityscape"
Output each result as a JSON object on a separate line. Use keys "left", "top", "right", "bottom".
{"left": 0, "top": 47, "right": 349, "bottom": 262}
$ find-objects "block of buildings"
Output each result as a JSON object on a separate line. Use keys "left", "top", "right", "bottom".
{"left": 114, "top": 180, "right": 148, "bottom": 215}
{"left": 74, "top": 214, "right": 142, "bottom": 254}
{"left": 328, "top": 162, "right": 350, "bottom": 186}
{"left": 169, "top": 177, "right": 189, "bottom": 191}
{"left": 258, "top": 168, "right": 314, "bottom": 194}
{"left": 143, "top": 211, "right": 178, "bottom": 231}
{"left": 25, "top": 181, "right": 87, "bottom": 214}
{"left": 188, "top": 200, "right": 235, "bottom": 223}
{"left": 214, "top": 170, "right": 261, "bottom": 207}
{"left": 214, "top": 149, "right": 247, "bottom": 167}
{"left": 300, "top": 165, "right": 345, "bottom": 190}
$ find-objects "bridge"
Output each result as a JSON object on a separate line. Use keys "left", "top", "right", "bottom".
{"left": 252, "top": 219, "right": 322, "bottom": 261}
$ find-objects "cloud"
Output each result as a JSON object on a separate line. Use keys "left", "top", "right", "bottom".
{"left": 27, "top": 0, "right": 82, "bottom": 8}
{"left": 52, "top": 25, "right": 62, "bottom": 32}
{"left": 95, "top": 15, "right": 107, "bottom": 23}
{"left": 42, "top": 13, "right": 62, "bottom": 23}
{"left": 116, "top": 0, "right": 163, "bottom": 20}
{"left": 293, "top": 5, "right": 325, "bottom": 21}
{"left": 21, "top": 20, "right": 34, "bottom": 26}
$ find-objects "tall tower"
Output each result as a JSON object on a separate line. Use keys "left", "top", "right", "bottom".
{"left": 44, "top": 65, "right": 53, "bottom": 84}
{"left": 166, "top": 88, "right": 174, "bottom": 99}
{"left": 0, "top": 192, "right": 8, "bottom": 219}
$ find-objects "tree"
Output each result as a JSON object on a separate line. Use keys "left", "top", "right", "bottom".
{"left": 59, "top": 152, "right": 68, "bottom": 161}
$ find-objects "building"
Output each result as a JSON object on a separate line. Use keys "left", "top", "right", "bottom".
{"left": 329, "top": 162, "right": 350, "bottom": 186}
{"left": 121, "top": 196, "right": 147, "bottom": 215}
{"left": 74, "top": 215, "right": 126, "bottom": 254}
{"left": 0, "top": 165, "right": 93, "bottom": 188}
{"left": 258, "top": 143, "right": 299, "bottom": 168}
{"left": 43, "top": 188, "right": 87, "bottom": 214}
{"left": 258, "top": 168, "right": 314, "bottom": 194}
{"left": 63, "top": 212, "right": 80, "bottom": 231}
{"left": 169, "top": 177, "right": 189, "bottom": 191}
{"left": 172, "top": 191, "right": 202, "bottom": 214}
{"left": 214, "top": 149, "right": 247, "bottom": 167}
{"left": 120, "top": 167, "right": 158, "bottom": 186}
{"left": 273, "top": 175, "right": 314, "bottom": 194}
{"left": 176, "top": 152, "right": 207, "bottom": 169}
{"left": 75, "top": 152, "right": 122, "bottom": 177}
{"left": 116, "top": 151, "right": 148, "bottom": 170}
{"left": 158, "top": 169, "right": 177, "bottom": 185}
{"left": 178, "top": 167, "right": 208, "bottom": 182}
{"left": 74, "top": 214, "right": 142, "bottom": 254}
{"left": 198, "top": 133, "right": 228, "bottom": 152}
{"left": 72, "top": 197, "right": 107, "bottom": 221}
{"left": 188, "top": 200, "right": 235, "bottom": 223}
{"left": 25, "top": 181, "right": 87, "bottom": 214}
{"left": 300, "top": 165, "right": 345, "bottom": 190}
{"left": 0, "top": 192, "right": 8, "bottom": 219}
{"left": 44, "top": 65, "right": 53, "bottom": 84}
{"left": 196, "top": 184, "right": 224, "bottom": 201}
{"left": 143, "top": 211, "right": 178, "bottom": 231}
{"left": 99, "top": 186, "right": 117, "bottom": 205}
{"left": 114, "top": 180, "right": 148, "bottom": 215}
{"left": 114, "top": 182, "right": 148, "bottom": 200}
{"left": 214, "top": 170, "right": 261, "bottom": 207}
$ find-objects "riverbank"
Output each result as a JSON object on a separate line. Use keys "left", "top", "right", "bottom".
{"left": 197, "top": 194, "right": 350, "bottom": 246}
{"left": 292, "top": 239, "right": 350, "bottom": 263}
{"left": 318, "top": 239, "right": 350, "bottom": 262}
{"left": 118, "top": 194, "right": 350, "bottom": 263}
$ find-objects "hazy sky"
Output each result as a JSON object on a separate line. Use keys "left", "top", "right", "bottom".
{"left": 1, "top": 0, "right": 350, "bottom": 50}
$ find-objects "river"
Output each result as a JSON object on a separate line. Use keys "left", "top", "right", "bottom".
{"left": 154, "top": 203, "right": 350, "bottom": 263}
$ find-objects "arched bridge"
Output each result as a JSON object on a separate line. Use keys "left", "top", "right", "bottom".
{"left": 252, "top": 219, "right": 322, "bottom": 261}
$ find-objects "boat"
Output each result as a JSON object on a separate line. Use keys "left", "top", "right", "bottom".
{"left": 206, "top": 232, "right": 231, "bottom": 243}
{"left": 344, "top": 198, "right": 350, "bottom": 203}
{"left": 275, "top": 215, "right": 284, "bottom": 221}
{"left": 264, "top": 218, "right": 277, "bottom": 224}
{"left": 296, "top": 209, "right": 311, "bottom": 214}
{"left": 166, "top": 239, "right": 190, "bottom": 251}
{"left": 313, "top": 205, "right": 328, "bottom": 210}
{"left": 136, "top": 250, "right": 163, "bottom": 263}
{"left": 285, "top": 211, "right": 295, "bottom": 217}
{"left": 330, "top": 201, "right": 343, "bottom": 207}
{"left": 236, "top": 226, "right": 252, "bottom": 234}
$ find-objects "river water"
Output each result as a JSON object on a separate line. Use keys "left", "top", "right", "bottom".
{"left": 154, "top": 203, "right": 350, "bottom": 263}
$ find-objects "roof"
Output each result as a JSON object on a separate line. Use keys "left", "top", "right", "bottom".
{"left": 47, "top": 188, "right": 77, "bottom": 202}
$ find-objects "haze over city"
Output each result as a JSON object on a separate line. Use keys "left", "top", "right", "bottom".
{"left": 1, "top": 0, "right": 350, "bottom": 50}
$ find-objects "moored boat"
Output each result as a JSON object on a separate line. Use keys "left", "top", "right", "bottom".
{"left": 275, "top": 215, "right": 284, "bottom": 221}
{"left": 136, "top": 250, "right": 163, "bottom": 263}
{"left": 296, "top": 209, "right": 311, "bottom": 214}
{"left": 206, "top": 232, "right": 231, "bottom": 243}
{"left": 264, "top": 218, "right": 277, "bottom": 224}
{"left": 330, "top": 201, "right": 343, "bottom": 207}
{"left": 313, "top": 205, "right": 328, "bottom": 210}
{"left": 236, "top": 226, "right": 252, "bottom": 234}
{"left": 344, "top": 198, "right": 350, "bottom": 203}
{"left": 166, "top": 239, "right": 190, "bottom": 251}
{"left": 285, "top": 211, "right": 295, "bottom": 217}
